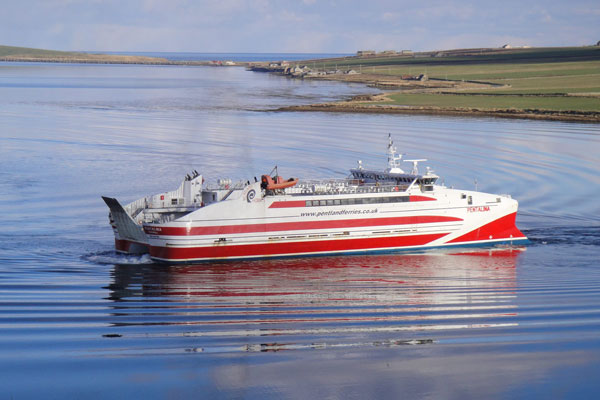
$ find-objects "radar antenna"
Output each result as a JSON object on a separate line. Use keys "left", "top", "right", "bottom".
{"left": 404, "top": 159, "right": 427, "bottom": 175}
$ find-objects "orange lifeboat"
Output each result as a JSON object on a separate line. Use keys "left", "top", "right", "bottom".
{"left": 261, "top": 175, "right": 299, "bottom": 190}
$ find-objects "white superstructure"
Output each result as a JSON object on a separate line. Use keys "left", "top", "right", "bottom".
{"left": 103, "top": 135, "right": 528, "bottom": 263}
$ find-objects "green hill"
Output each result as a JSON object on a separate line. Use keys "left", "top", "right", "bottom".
{"left": 0, "top": 44, "right": 168, "bottom": 64}
{"left": 1, "top": 44, "right": 91, "bottom": 58}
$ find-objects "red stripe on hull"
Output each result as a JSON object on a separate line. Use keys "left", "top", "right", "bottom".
{"left": 269, "top": 200, "right": 306, "bottom": 208}
{"left": 145, "top": 215, "right": 462, "bottom": 236}
{"left": 409, "top": 195, "right": 436, "bottom": 202}
{"left": 115, "top": 238, "right": 149, "bottom": 254}
{"left": 447, "top": 212, "right": 525, "bottom": 243}
{"left": 115, "top": 238, "right": 132, "bottom": 252}
{"left": 150, "top": 233, "right": 449, "bottom": 261}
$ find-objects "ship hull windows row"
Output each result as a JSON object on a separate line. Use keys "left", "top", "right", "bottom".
{"left": 305, "top": 196, "right": 410, "bottom": 207}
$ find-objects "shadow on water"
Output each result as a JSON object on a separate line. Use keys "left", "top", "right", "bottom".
{"left": 101, "top": 249, "right": 523, "bottom": 355}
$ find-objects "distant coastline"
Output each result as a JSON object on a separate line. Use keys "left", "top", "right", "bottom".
{"left": 255, "top": 45, "right": 600, "bottom": 123}
{"left": 0, "top": 44, "right": 351, "bottom": 65}
{"left": 3, "top": 44, "right": 599, "bottom": 123}
{"left": 99, "top": 51, "right": 353, "bottom": 63}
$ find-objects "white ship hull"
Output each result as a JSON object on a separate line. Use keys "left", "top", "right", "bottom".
{"left": 142, "top": 185, "right": 527, "bottom": 263}
{"left": 104, "top": 136, "right": 527, "bottom": 263}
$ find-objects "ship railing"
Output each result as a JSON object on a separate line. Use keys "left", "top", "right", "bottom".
{"left": 203, "top": 181, "right": 246, "bottom": 191}
{"left": 288, "top": 179, "right": 410, "bottom": 196}
{"left": 123, "top": 197, "right": 148, "bottom": 219}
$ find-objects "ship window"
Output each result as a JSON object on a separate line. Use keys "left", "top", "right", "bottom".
{"left": 319, "top": 200, "right": 327, "bottom": 206}
{"left": 305, "top": 200, "right": 313, "bottom": 207}
{"left": 326, "top": 200, "right": 334, "bottom": 206}
{"left": 171, "top": 198, "right": 178, "bottom": 205}
{"left": 468, "top": 196, "right": 473, "bottom": 205}
{"left": 333, "top": 199, "right": 341, "bottom": 205}
{"left": 461, "top": 193, "right": 466, "bottom": 199}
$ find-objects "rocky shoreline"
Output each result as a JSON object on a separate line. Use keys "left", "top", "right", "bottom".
{"left": 249, "top": 60, "right": 599, "bottom": 123}
{"left": 276, "top": 95, "right": 600, "bottom": 123}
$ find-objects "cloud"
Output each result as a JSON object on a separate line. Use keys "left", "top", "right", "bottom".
{"left": 381, "top": 12, "right": 398, "bottom": 22}
{"left": 0, "top": 0, "right": 598, "bottom": 52}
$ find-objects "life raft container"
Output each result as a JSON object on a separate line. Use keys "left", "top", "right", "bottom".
{"left": 261, "top": 175, "right": 299, "bottom": 190}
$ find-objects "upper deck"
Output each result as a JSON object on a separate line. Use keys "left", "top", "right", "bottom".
{"left": 280, "top": 176, "right": 435, "bottom": 197}
{"left": 124, "top": 134, "right": 444, "bottom": 224}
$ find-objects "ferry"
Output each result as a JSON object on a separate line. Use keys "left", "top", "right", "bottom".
{"left": 102, "top": 135, "right": 528, "bottom": 263}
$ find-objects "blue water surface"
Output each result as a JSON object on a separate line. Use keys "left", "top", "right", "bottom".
{"left": 1, "top": 61, "right": 600, "bottom": 399}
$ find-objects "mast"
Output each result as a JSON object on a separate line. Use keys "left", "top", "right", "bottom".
{"left": 386, "top": 133, "right": 404, "bottom": 173}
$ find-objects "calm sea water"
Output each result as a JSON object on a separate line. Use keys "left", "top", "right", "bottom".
{"left": 1, "top": 61, "right": 600, "bottom": 399}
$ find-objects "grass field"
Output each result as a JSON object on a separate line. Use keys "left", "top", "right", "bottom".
{"left": 366, "top": 60, "right": 600, "bottom": 94}
{"left": 326, "top": 47, "right": 600, "bottom": 113}
{"left": 310, "top": 46, "right": 600, "bottom": 68}
{"left": 0, "top": 44, "right": 167, "bottom": 63}
{"left": 380, "top": 93, "right": 600, "bottom": 112}
{"left": 0, "top": 45, "right": 85, "bottom": 58}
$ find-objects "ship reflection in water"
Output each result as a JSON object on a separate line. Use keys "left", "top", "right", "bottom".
{"left": 106, "top": 248, "right": 523, "bottom": 355}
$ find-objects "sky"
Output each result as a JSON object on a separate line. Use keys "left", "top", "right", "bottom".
{"left": 1, "top": 0, "right": 599, "bottom": 53}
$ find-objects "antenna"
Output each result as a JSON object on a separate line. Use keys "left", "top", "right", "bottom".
{"left": 404, "top": 159, "right": 427, "bottom": 175}
{"left": 386, "top": 134, "right": 404, "bottom": 173}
